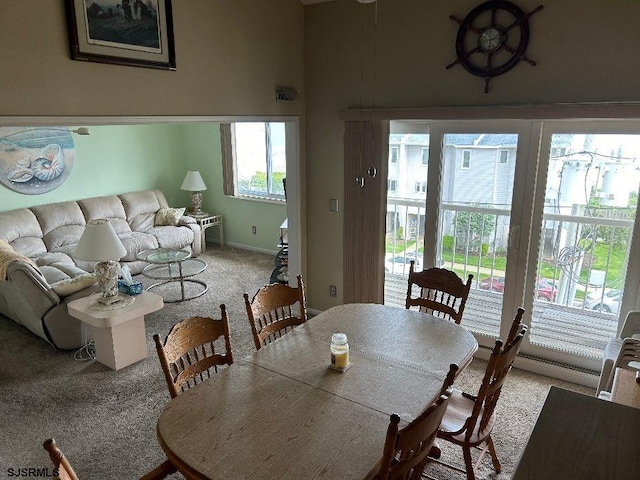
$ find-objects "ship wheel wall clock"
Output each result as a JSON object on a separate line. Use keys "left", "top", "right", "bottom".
{"left": 446, "top": 1, "right": 543, "bottom": 93}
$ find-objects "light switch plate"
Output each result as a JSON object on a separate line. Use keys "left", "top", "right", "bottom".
{"left": 330, "top": 199, "right": 339, "bottom": 212}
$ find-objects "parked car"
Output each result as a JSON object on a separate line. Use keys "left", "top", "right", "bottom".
{"left": 584, "top": 288, "right": 621, "bottom": 314}
{"left": 385, "top": 254, "right": 421, "bottom": 273}
{"left": 479, "top": 276, "right": 557, "bottom": 302}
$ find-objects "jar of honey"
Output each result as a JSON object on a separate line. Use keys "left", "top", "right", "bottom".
{"left": 330, "top": 332, "right": 350, "bottom": 371}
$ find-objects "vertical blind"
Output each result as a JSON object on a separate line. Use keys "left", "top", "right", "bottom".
{"left": 343, "top": 120, "right": 390, "bottom": 303}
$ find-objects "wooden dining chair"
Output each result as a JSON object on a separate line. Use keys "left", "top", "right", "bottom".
{"left": 405, "top": 262, "right": 473, "bottom": 324}
{"left": 364, "top": 364, "right": 458, "bottom": 480}
{"left": 431, "top": 309, "right": 528, "bottom": 480}
{"left": 153, "top": 304, "right": 234, "bottom": 399}
{"left": 244, "top": 274, "right": 307, "bottom": 350}
{"left": 43, "top": 439, "right": 78, "bottom": 480}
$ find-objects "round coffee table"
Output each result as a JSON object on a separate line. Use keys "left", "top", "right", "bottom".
{"left": 137, "top": 248, "right": 208, "bottom": 302}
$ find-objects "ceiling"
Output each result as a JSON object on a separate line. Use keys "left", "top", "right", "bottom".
{"left": 300, "top": 0, "right": 335, "bottom": 4}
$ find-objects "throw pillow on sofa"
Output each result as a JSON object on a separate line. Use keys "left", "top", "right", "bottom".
{"left": 155, "top": 207, "right": 186, "bottom": 226}
{"left": 50, "top": 273, "right": 97, "bottom": 296}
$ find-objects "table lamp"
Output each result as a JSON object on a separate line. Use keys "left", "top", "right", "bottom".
{"left": 181, "top": 170, "right": 207, "bottom": 214}
{"left": 73, "top": 219, "right": 127, "bottom": 304}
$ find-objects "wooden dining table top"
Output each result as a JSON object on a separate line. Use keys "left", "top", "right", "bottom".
{"left": 156, "top": 303, "right": 478, "bottom": 479}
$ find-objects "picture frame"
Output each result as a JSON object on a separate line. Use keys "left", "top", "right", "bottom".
{"left": 65, "top": 0, "right": 176, "bottom": 71}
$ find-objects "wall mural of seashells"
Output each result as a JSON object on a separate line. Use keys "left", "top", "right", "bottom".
{"left": 0, "top": 127, "right": 75, "bottom": 195}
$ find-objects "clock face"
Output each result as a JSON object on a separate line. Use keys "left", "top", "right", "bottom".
{"left": 479, "top": 27, "right": 503, "bottom": 53}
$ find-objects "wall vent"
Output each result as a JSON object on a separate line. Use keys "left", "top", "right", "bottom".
{"left": 275, "top": 86, "right": 299, "bottom": 103}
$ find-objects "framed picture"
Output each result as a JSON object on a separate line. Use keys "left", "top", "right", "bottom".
{"left": 65, "top": 0, "right": 176, "bottom": 70}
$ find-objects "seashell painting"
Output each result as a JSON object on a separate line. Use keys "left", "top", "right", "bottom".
{"left": 0, "top": 127, "right": 75, "bottom": 195}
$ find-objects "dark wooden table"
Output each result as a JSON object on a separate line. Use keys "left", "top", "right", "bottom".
{"left": 513, "top": 386, "right": 640, "bottom": 480}
{"left": 156, "top": 303, "right": 478, "bottom": 479}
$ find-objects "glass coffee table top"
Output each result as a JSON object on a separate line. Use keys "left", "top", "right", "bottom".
{"left": 136, "top": 248, "right": 208, "bottom": 302}
{"left": 137, "top": 248, "right": 191, "bottom": 264}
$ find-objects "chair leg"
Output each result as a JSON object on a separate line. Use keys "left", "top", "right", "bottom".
{"left": 485, "top": 436, "right": 502, "bottom": 473}
{"left": 462, "top": 446, "right": 476, "bottom": 480}
{"left": 140, "top": 460, "right": 177, "bottom": 480}
{"left": 428, "top": 442, "right": 442, "bottom": 459}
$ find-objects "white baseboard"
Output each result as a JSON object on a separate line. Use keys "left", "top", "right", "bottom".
{"left": 206, "top": 240, "right": 277, "bottom": 256}
{"left": 474, "top": 346, "right": 599, "bottom": 389}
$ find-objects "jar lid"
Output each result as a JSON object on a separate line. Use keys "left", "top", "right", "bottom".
{"left": 331, "top": 332, "right": 348, "bottom": 345}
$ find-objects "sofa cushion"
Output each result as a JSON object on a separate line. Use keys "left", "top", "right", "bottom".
{"left": 33, "top": 252, "right": 77, "bottom": 267}
{"left": 155, "top": 207, "right": 186, "bottom": 226}
{"left": 51, "top": 273, "right": 97, "bottom": 296}
{"left": 119, "top": 190, "right": 169, "bottom": 232}
{"left": 30, "top": 201, "right": 86, "bottom": 251}
{"left": 117, "top": 231, "right": 159, "bottom": 261}
{"left": 146, "top": 226, "right": 194, "bottom": 250}
{"left": 0, "top": 208, "right": 47, "bottom": 257}
{"left": 78, "top": 195, "right": 132, "bottom": 235}
{"left": 39, "top": 262, "right": 92, "bottom": 285}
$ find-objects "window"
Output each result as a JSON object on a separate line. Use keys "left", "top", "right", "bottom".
{"left": 232, "top": 122, "right": 286, "bottom": 200}
{"left": 390, "top": 146, "right": 399, "bottom": 164}
{"left": 499, "top": 150, "right": 509, "bottom": 164}
{"left": 421, "top": 147, "right": 428, "bottom": 165}
{"left": 462, "top": 150, "right": 471, "bottom": 169}
{"left": 414, "top": 181, "right": 426, "bottom": 193}
{"left": 388, "top": 179, "right": 397, "bottom": 191}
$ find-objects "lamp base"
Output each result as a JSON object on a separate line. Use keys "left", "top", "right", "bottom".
{"left": 95, "top": 260, "right": 120, "bottom": 300}
{"left": 97, "top": 293, "right": 124, "bottom": 305}
{"left": 191, "top": 191, "right": 203, "bottom": 214}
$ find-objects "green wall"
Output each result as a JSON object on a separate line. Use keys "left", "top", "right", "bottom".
{"left": 178, "top": 123, "right": 287, "bottom": 252}
{"left": 0, "top": 123, "right": 286, "bottom": 253}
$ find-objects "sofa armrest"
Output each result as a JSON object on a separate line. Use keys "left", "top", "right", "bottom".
{"left": 179, "top": 215, "right": 196, "bottom": 226}
{"left": 7, "top": 261, "right": 60, "bottom": 309}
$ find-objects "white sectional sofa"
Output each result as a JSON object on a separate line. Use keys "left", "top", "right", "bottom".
{"left": 0, "top": 189, "right": 201, "bottom": 349}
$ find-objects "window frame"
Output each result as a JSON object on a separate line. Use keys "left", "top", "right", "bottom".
{"left": 421, "top": 147, "right": 428, "bottom": 165}
{"left": 390, "top": 146, "right": 399, "bottom": 164}
{"left": 462, "top": 150, "right": 471, "bottom": 169}
{"left": 231, "top": 121, "right": 287, "bottom": 202}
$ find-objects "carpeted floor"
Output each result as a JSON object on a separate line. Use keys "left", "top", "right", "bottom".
{"left": 0, "top": 246, "right": 593, "bottom": 479}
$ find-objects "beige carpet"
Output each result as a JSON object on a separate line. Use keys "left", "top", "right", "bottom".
{"left": 0, "top": 246, "right": 593, "bottom": 479}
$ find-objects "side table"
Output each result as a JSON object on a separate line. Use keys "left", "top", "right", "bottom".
{"left": 67, "top": 292, "right": 163, "bottom": 370}
{"left": 190, "top": 212, "right": 223, "bottom": 251}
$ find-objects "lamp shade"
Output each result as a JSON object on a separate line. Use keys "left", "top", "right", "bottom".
{"left": 73, "top": 219, "right": 126, "bottom": 262}
{"left": 181, "top": 170, "right": 207, "bottom": 192}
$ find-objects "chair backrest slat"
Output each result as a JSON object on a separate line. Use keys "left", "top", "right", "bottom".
{"left": 405, "top": 264, "right": 473, "bottom": 324}
{"left": 245, "top": 275, "right": 307, "bottom": 350}
{"left": 153, "top": 304, "right": 234, "bottom": 399}
{"left": 467, "top": 310, "right": 528, "bottom": 438}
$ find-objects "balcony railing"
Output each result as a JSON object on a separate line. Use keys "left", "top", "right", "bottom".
{"left": 384, "top": 198, "right": 630, "bottom": 360}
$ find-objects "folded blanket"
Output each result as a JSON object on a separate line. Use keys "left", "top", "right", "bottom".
{"left": 0, "top": 239, "right": 38, "bottom": 281}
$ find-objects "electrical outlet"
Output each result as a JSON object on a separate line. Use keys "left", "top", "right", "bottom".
{"left": 329, "top": 285, "right": 337, "bottom": 297}
{"left": 252, "top": 226, "right": 257, "bottom": 234}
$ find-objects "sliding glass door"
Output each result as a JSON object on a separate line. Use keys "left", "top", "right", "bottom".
{"left": 524, "top": 123, "right": 640, "bottom": 370}
{"left": 384, "top": 119, "right": 640, "bottom": 372}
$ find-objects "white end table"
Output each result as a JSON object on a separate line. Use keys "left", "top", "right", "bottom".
{"left": 190, "top": 212, "right": 223, "bottom": 251}
{"left": 67, "top": 292, "right": 163, "bottom": 370}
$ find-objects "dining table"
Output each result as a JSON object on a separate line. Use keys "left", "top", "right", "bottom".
{"left": 155, "top": 303, "right": 478, "bottom": 479}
